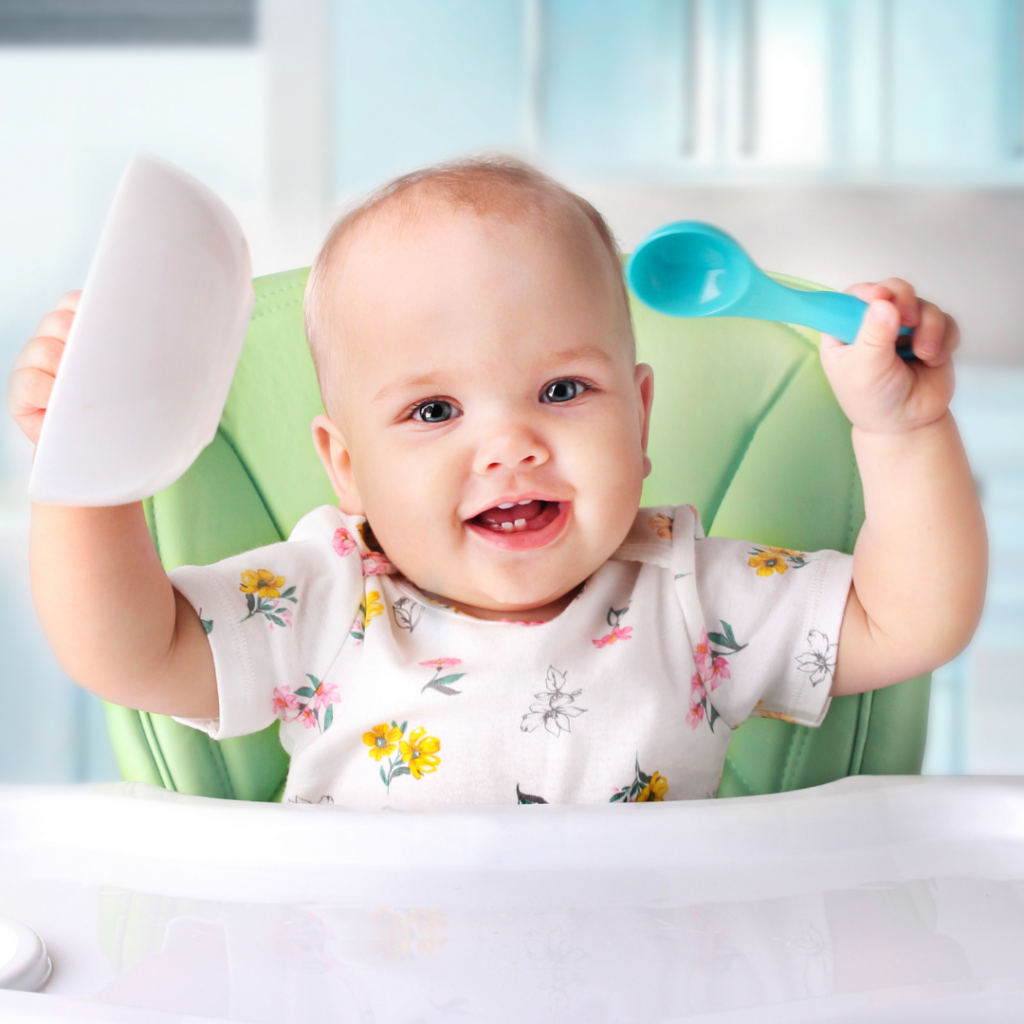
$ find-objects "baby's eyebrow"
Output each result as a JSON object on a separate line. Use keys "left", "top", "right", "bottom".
{"left": 546, "top": 345, "right": 616, "bottom": 367}
{"left": 373, "top": 374, "right": 447, "bottom": 404}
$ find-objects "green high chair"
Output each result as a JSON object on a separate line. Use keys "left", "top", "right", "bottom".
{"left": 102, "top": 267, "right": 930, "bottom": 801}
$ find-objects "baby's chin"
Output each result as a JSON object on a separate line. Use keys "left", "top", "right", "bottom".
{"left": 414, "top": 577, "right": 587, "bottom": 622}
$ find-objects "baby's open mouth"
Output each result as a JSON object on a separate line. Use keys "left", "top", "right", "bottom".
{"left": 470, "top": 500, "right": 562, "bottom": 533}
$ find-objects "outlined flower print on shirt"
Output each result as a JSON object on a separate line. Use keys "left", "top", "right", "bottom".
{"left": 366, "top": 721, "right": 441, "bottom": 791}
{"left": 350, "top": 589, "right": 384, "bottom": 643}
{"left": 795, "top": 630, "right": 837, "bottom": 686}
{"left": 688, "top": 622, "right": 748, "bottom": 732}
{"left": 748, "top": 545, "right": 810, "bottom": 577}
{"left": 393, "top": 596, "right": 422, "bottom": 633}
{"left": 239, "top": 569, "right": 297, "bottom": 628}
{"left": 420, "top": 658, "right": 466, "bottom": 696}
{"left": 593, "top": 603, "right": 632, "bottom": 648}
{"left": 521, "top": 666, "right": 586, "bottom": 737}
{"left": 611, "top": 754, "right": 669, "bottom": 802}
{"left": 273, "top": 675, "right": 339, "bottom": 733}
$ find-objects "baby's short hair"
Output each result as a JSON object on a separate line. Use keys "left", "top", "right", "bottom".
{"left": 303, "top": 155, "right": 632, "bottom": 416}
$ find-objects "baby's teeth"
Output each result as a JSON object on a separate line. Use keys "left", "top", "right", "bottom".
{"left": 501, "top": 521, "right": 514, "bottom": 531}
{"left": 514, "top": 518, "right": 526, "bottom": 528}
{"left": 518, "top": 499, "right": 532, "bottom": 505}
{"left": 498, "top": 502, "right": 515, "bottom": 509}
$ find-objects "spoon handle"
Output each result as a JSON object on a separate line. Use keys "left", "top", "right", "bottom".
{"left": 769, "top": 285, "right": 915, "bottom": 357}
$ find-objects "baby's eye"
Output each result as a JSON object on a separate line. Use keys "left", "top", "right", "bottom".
{"left": 541, "top": 379, "right": 586, "bottom": 403}
{"left": 412, "top": 399, "right": 460, "bottom": 423}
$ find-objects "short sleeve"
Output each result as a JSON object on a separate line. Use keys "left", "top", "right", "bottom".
{"left": 168, "top": 506, "right": 365, "bottom": 740}
{"left": 670, "top": 506, "right": 853, "bottom": 729}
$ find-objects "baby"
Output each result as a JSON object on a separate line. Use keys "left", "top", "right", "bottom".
{"left": 9, "top": 158, "right": 985, "bottom": 805}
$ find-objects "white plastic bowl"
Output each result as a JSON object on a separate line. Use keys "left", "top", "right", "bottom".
{"left": 29, "top": 154, "right": 254, "bottom": 507}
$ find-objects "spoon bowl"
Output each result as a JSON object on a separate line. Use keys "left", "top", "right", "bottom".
{"left": 626, "top": 222, "right": 753, "bottom": 317}
{"left": 627, "top": 221, "right": 914, "bottom": 354}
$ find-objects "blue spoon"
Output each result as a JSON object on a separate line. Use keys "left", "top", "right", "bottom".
{"left": 626, "top": 221, "right": 915, "bottom": 357}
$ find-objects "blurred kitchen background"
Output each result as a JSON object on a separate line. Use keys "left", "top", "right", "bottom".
{"left": 0, "top": 0, "right": 1021, "bottom": 781}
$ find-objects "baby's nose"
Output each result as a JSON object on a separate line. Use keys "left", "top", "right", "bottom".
{"left": 472, "top": 421, "right": 550, "bottom": 475}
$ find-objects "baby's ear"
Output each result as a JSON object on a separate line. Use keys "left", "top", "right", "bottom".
{"left": 634, "top": 363, "right": 655, "bottom": 478}
{"left": 311, "top": 414, "right": 364, "bottom": 515}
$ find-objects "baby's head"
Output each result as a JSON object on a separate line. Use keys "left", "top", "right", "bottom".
{"left": 304, "top": 157, "right": 654, "bottom": 620}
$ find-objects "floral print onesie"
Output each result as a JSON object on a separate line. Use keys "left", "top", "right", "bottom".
{"left": 170, "top": 505, "right": 853, "bottom": 807}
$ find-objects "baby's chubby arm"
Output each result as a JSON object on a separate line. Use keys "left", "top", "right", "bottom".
{"left": 7, "top": 294, "right": 217, "bottom": 718}
{"left": 823, "top": 281, "right": 986, "bottom": 696}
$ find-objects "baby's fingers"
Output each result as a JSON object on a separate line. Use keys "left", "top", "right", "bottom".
{"left": 910, "top": 302, "right": 958, "bottom": 366}
{"left": 853, "top": 299, "right": 903, "bottom": 358}
{"left": 6, "top": 365, "right": 56, "bottom": 445}
{"left": 847, "top": 279, "right": 921, "bottom": 328}
{"left": 7, "top": 291, "right": 80, "bottom": 445}
{"left": 12, "top": 331, "right": 66, "bottom": 378}
{"left": 873, "top": 278, "right": 921, "bottom": 327}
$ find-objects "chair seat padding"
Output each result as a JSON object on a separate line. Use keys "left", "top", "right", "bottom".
{"left": 103, "top": 268, "right": 928, "bottom": 800}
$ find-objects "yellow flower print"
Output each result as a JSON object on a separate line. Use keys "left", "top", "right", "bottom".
{"left": 350, "top": 591, "right": 383, "bottom": 643}
{"left": 637, "top": 771, "right": 669, "bottom": 802}
{"left": 363, "top": 723, "right": 403, "bottom": 761}
{"left": 611, "top": 755, "right": 667, "bottom": 802}
{"left": 400, "top": 726, "right": 442, "bottom": 779}
{"left": 362, "top": 590, "right": 384, "bottom": 628}
{"left": 239, "top": 568, "right": 286, "bottom": 599}
{"left": 648, "top": 513, "right": 674, "bottom": 540}
{"left": 748, "top": 545, "right": 809, "bottom": 577}
{"left": 371, "top": 908, "right": 448, "bottom": 960}
{"left": 239, "top": 570, "right": 298, "bottom": 627}
{"left": 748, "top": 549, "right": 788, "bottom": 576}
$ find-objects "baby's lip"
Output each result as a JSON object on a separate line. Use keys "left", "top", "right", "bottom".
{"left": 462, "top": 493, "right": 567, "bottom": 522}
{"left": 465, "top": 500, "right": 571, "bottom": 551}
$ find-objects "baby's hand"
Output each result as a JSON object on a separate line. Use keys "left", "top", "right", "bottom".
{"left": 819, "top": 280, "right": 959, "bottom": 435}
{"left": 6, "top": 291, "right": 80, "bottom": 446}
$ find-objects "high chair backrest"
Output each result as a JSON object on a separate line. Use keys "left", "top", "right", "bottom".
{"left": 103, "top": 268, "right": 930, "bottom": 801}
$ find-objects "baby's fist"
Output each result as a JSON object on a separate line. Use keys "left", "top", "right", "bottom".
{"left": 7, "top": 291, "right": 80, "bottom": 446}
{"left": 819, "top": 279, "right": 959, "bottom": 436}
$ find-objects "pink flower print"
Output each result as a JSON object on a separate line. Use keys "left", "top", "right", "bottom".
{"left": 708, "top": 656, "right": 730, "bottom": 691}
{"left": 297, "top": 706, "right": 318, "bottom": 730}
{"left": 272, "top": 685, "right": 300, "bottom": 721}
{"left": 500, "top": 619, "right": 545, "bottom": 626}
{"left": 333, "top": 528, "right": 356, "bottom": 557}
{"left": 310, "top": 678, "right": 340, "bottom": 711}
{"left": 361, "top": 551, "right": 394, "bottom": 576}
{"left": 686, "top": 702, "right": 705, "bottom": 730}
{"left": 693, "top": 628, "right": 711, "bottom": 672}
{"left": 690, "top": 673, "right": 707, "bottom": 702}
{"left": 592, "top": 625, "right": 633, "bottom": 648}
{"left": 594, "top": 604, "right": 632, "bottom": 648}
{"left": 419, "top": 658, "right": 462, "bottom": 668}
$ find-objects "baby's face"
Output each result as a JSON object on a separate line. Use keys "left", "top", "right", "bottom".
{"left": 314, "top": 203, "right": 653, "bottom": 619}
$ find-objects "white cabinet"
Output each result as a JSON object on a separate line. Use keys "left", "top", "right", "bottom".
{"left": 330, "top": 0, "right": 1024, "bottom": 191}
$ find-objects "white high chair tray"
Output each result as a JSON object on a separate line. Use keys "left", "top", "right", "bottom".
{"left": 0, "top": 776, "right": 1022, "bottom": 1023}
